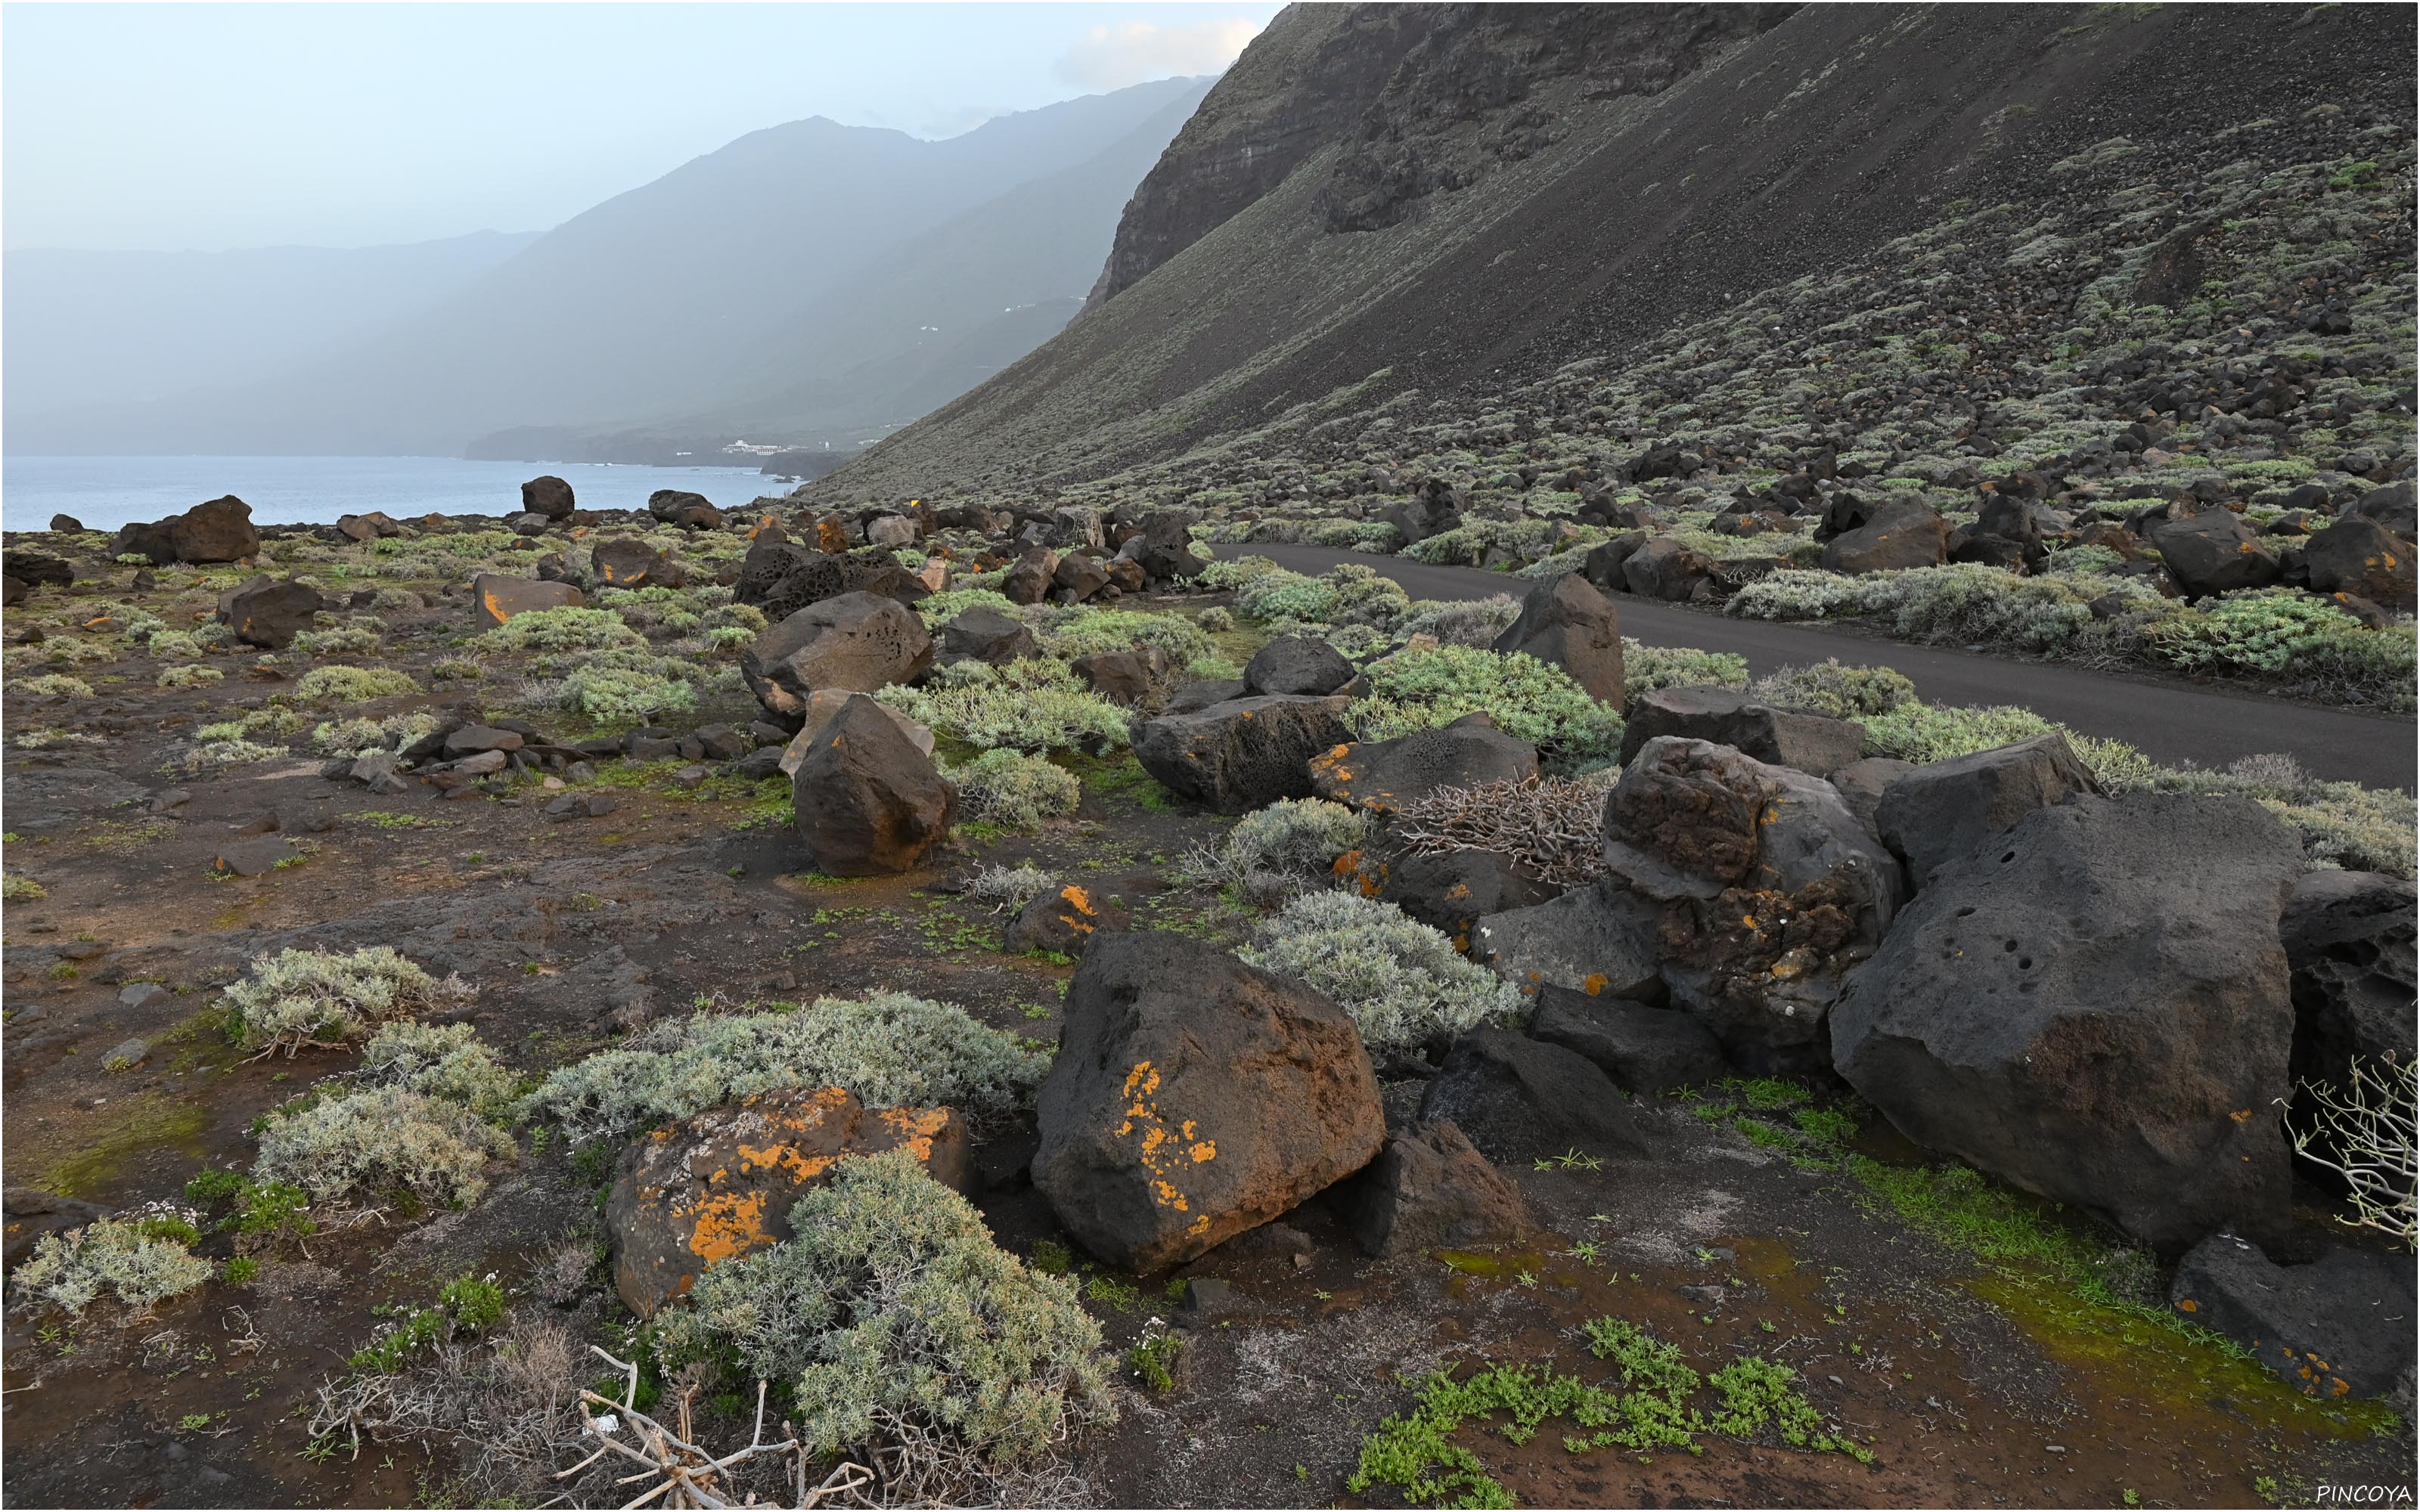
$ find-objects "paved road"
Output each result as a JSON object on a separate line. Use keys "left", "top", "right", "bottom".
{"left": 1215, "top": 544, "right": 2416, "bottom": 791}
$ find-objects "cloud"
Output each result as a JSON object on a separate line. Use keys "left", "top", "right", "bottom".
{"left": 1053, "top": 17, "right": 1262, "bottom": 91}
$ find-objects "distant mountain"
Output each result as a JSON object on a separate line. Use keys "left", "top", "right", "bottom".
{"left": 7, "top": 76, "right": 1210, "bottom": 459}
{"left": 3, "top": 231, "right": 538, "bottom": 414}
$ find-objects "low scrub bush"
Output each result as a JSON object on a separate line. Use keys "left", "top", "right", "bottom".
{"left": 2148, "top": 590, "right": 2415, "bottom": 705}
{"left": 656, "top": 1149, "right": 1115, "bottom": 1504}
{"left": 1746, "top": 660, "right": 1919, "bottom": 720}
{"left": 1037, "top": 606, "right": 1212, "bottom": 667}
{"left": 312, "top": 711, "right": 440, "bottom": 758}
{"left": 1395, "top": 596, "right": 1522, "bottom": 647}
{"left": 2120, "top": 754, "right": 2417, "bottom": 878}
{"left": 253, "top": 1086, "right": 513, "bottom": 1210}
{"left": 963, "top": 862, "right": 1053, "bottom": 914}
{"left": 1240, "top": 891, "right": 1523, "bottom": 1055}
{"left": 1349, "top": 646, "right": 1621, "bottom": 770}
{"left": 914, "top": 587, "right": 1020, "bottom": 627}
{"left": 1623, "top": 640, "right": 1751, "bottom": 697}
{"left": 553, "top": 662, "right": 698, "bottom": 724}
{"left": 10, "top": 1210, "right": 215, "bottom": 1317}
{"left": 478, "top": 607, "right": 642, "bottom": 655}
{"left": 945, "top": 749, "right": 1082, "bottom": 830}
{"left": 10, "top": 674, "right": 95, "bottom": 699}
{"left": 876, "top": 660, "right": 1131, "bottom": 754}
{"left": 522, "top": 992, "right": 1048, "bottom": 1144}
{"left": 357, "top": 1022, "right": 520, "bottom": 1120}
{"left": 222, "top": 947, "right": 470, "bottom": 1058}
{"left": 291, "top": 621, "right": 384, "bottom": 657}
{"left": 294, "top": 665, "right": 420, "bottom": 705}
{"left": 1857, "top": 702, "right": 2062, "bottom": 764}
{"left": 157, "top": 665, "right": 224, "bottom": 689}
{"left": 1181, "top": 797, "right": 1366, "bottom": 905}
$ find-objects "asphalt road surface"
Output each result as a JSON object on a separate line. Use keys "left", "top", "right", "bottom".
{"left": 1213, "top": 544, "right": 2416, "bottom": 791}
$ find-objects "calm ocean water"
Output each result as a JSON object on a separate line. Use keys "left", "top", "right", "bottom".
{"left": 0, "top": 454, "right": 784, "bottom": 534}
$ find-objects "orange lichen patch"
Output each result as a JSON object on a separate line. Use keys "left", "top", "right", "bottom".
{"left": 1116, "top": 1061, "right": 1213, "bottom": 1219}
{"left": 1581, "top": 973, "right": 1609, "bottom": 996}
{"left": 2174, "top": 1297, "right": 2199, "bottom": 1313}
{"left": 874, "top": 1104, "right": 954, "bottom": 1163}
{"left": 2229, "top": 1108, "right": 2254, "bottom": 1123}
{"left": 1059, "top": 885, "right": 1097, "bottom": 916}
{"left": 734, "top": 1143, "right": 840, "bottom": 1183}
{"left": 1333, "top": 849, "right": 1363, "bottom": 877}
{"left": 685, "top": 1190, "right": 773, "bottom": 1265}
{"left": 82, "top": 616, "right": 115, "bottom": 629}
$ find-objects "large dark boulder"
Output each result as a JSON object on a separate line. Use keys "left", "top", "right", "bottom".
{"left": 1310, "top": 720, "right": 1539, "bottom": 813}
{"left": 591, "top": 538, "right": 684, "bottom": 589}
{"left": 1001, "top": 547, "right": 1058, "bottom": 606}
{"left": 1343, "top": 837, "right": 1557, "bottom": 953}
{"left": 521, "top": 475, "right": 576, "bottom": 519}
{"left": 2279, "top": 869, "right": 2418, "bottom": 1146}
{"left": 741, "top": 591, "right": 933, "bottom": 720}
{"left": 1876, "top": 733, "right": 2102, "bottom": 885}
{"left": 215, "top": 575, "right": 326, "bottom": 649}
{"left": 607, "top": 1086, "right": 970, "bottom": 1318}
{"left": 2349, "top": 481, "right": 2418, "bottom": 536}
{"left": 1622, "top": 538, "right": 1718, "bottom": 600}
{"left": 1603, "top": 737, "right": 1901, "bottom": 1070}
{"left": 735, "top": 542, "right": 926, "bottom": 621}
{"left": 647, "top": 488, "right": 724, "bottom": 529}
{"left": 1336, "top": 1119, "right": 1529, "bottom": 1259}
{"left": 1472, "top": 883, "right": 1665, "bottom": 1003}
{"left": 1832, "top": 794, "right": 2306, "bottom": 1253}
{"left": 1491, "top": 573, "right": 1624, "bottom": 705}
{"left": 473, "top": 574, "right": 585, "bottom": 624}
{"left": 1618, "top": 687, "right": 1866, "bottom": 776}
{"left": 1052, "top": 553, "right": 1110, "bottom": 603}
{"left": 1384, "top": 483, "right": 1463, "bottom": 546}
{"left": 2149, "top": 510, "right": 2279, "bottom": 599}
{"left": 1, "top": 551, "right": 73, "bottom": 590}
{"left": 1819, "top": 500, "right": 1948, "bottom": 575}
{"left": 1529, "top": 985, "right": 1728, "bottom": 1095}
{"left": 790, "top": 695, "right": 956, "bottom": 875}
{"left": 2303, "top": 515, "right": 2416, "bottom": 611}
{"left": 1072, "top": 650, "right": 1157, "bottom": 707}
{"left": 935, "top": 604, "right": 1037, "bottom": 668}
{"left": 1133, "top": 512, "right": 1206, "bottom": 580}
{"left": 1827, "top": 757, "right": 1916, "bottom": 837}
{"left": 115, "top": 495, "right": 260, "bottom": 565}
{"left": 1419, "top": 1027, "right": 1650, "bottom": 1163}
{"left": 1581, "top": 532, "right": 1649, "bottom": 592}
{"left": 1131, "top": 694, "right": 1352, "bottom": 813}
{"left": 1244, "top": 635, "right": 1354, "bottom": 696}
{"left": 2170, "top": 1235, "right": 2415, "bottom": 1401}
{"left": 1032, "top": 933, "right": 1385, "bottom": 1269}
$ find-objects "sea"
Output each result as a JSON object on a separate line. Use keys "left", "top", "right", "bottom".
{"left": 0, "top": 454, "right": 785, "bottom": 534}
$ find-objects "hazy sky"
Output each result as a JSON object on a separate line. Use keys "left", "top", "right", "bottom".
{"left": 2, "top": 2, "right": 1280, "bottom": 253}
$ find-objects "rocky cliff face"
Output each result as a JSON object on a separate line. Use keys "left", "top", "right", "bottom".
{"left": 1092, "top": 3, "right": 1792, "bottom": 306}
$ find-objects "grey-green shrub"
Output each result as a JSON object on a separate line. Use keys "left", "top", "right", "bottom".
{"left": 222, "top": 947, "right": 469, "bottom": 1058}
{"left": 1181, "top": 798, "right": 1365, "bottom": 905}
{"left": 9, "top": 1212, "right": 214, "bottom": 1316}
{"left": 294, "top": 665, "right": 420, "bottom": 705}
{"left": 876, "top": 660, "right": 1131, "bottom": 754}
{"left": 656, "top": 1149, "right": 1114, "bottom": 1496}
{"left": 1239, "top": 890, "right": 1524, "bottom": 1055}
{"left": 253, "top": 1086, "right": 513, "bottom": 1209}
{"left": 1746, "top": 660, "right": 1918, "bottom": 720}
{"left": 357, "top": 1022, "right": 520, "bottom": 1120}
{"left": 1348, "top": 645, "right": 1621, "bottom": 769}
{"left": 479, "top": 606, "right": 643, "bottom": 655}
{"left": 521, "top": 992, "right": 1049, "bottom": 1145}
{"left": 946, "top": 749, "right": 1081, "bottom": 829}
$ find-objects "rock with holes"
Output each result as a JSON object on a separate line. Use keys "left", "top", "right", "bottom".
{"left": 1832, "top": 793, "right": 2306, "bottom": 1253}
{"left": 2280, "top": 869, "right": 2418, "bottom": 1166}
{"left": 1876, "top": 733, "right": 2102, "bottom": 885}
{"left": 1309, "top": 720, "right": 1540, "bottom": 813}
{"left": 1471, "top": 883, "right": 1664, "bottom": 1002}
{"left": 741, "top": 591, "right": 933, "bottom": 719}
{"left": 1131, "top": 694, "right": 1353, "bottom": 814}
{"left": 1336, "top": 1119, "right": 1530, "bottom": 1259}
{"left": 473, "top": 574, "right": 586, "bottom": 624}
{"left": 1419, "top": 1027, "right": 1651, "bottom": 1163}
{"left": 1030, "top": 933, "right": 1384, "bottom": 1269}
{"left": 1602, "top": 737, "right": 1900, "bottom": 1071}
{"left": 1528, "top": 986, "right": 1728, "bottom": 1095}
{"left": 790, "top": 695, "right": 956, "bottom": 875}
{"left": 606, "top": 1086, "right": 970, "bottom": 1316}
{"left": 1491, "top": 573, "right": 1624, "bottom": 705}
{"left": 2169, "top": 1234, "right": 2415, "bottom": 1400}
{"left": 1617, "top": 687, "right": 1865, "bottom": 777}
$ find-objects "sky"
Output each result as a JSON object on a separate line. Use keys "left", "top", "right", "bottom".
{"left": 1, "top": 2, "right": 1280, "bottom": 253}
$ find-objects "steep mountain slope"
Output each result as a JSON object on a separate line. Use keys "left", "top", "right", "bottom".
{"left": 2, "top": 231, "right": 539, "bottom": 417}
{"left": 817, "top": 2, "right": 2415, "bottom": 500}
{"left": 10, "top": 76, "right": 1205, "bottom": 458}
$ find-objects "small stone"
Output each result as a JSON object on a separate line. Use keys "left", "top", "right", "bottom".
{"left": 587, "top": 795, "right": 618, "bottom": 818}
{"left": 213, "top": 838, "right": 292, "bottom": 877}
{"left": 102, "top": 1037, "right": 150, "bottom": 1070}
{"left": 117, "top": 983, "right": 172, "bottom": 1012}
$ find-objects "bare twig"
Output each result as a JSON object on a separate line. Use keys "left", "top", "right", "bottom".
{"left": 2281, "top": 1052, "right": 2417, "bottom": 1247}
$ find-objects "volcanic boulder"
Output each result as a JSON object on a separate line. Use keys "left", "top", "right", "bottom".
{"left": 741, "top": 591, "right": 933, "bottom": 720}
{"left": 935, "top": 605, "right": 1038, "bottom": 668}
{"left": 1528, "top": 985, "right": 1728, "bottom": 1095}
{"left": 215, "top": 575, "right": 327, "bottom": 650}
{"left": 592, "top": 538, "right": 684, "bottom": 589}
{"left": 1876, "top": 733, "right": 2102, "bottom": 885}
{"left": 1336, "top": 1119, "right": 1530, "bottom": 1259}
{"left": 521, "top": 475, "right": 576, "bottom": 519}
{"left": 1131, "top": 694, "right": 1353, "bottom": 813}
{"left": 1818, "top": 499, "right": 1949, "bottom": 575}
{"left": 1491, "top": 573, "right": 1624, "bottom": 704}
{"left": 1618, "top": 686, "right": 1865, "bottom": 776}
{"left": 473, "top": 574, "right": 586, "bottom": 624}
{"left": 2169, "top": 1234, "right": 2416, "bottom": 1400}
{"left": 1244, "top": 635, "right": 1354, "bottom": 696}
{"left": 1419, "top": 1027, "right": 1651, "bottom": 1163}
{"left": 2303, "top": 515, "right": 2415, "bottom": 611}
{"left": 1030, "top": 933, "right": 1385, "bottom": 1269}
{"left": 1831, "top": 793, "right": 2305, "bottom": 1253}
{"left": 607, "top": 1086, "right": 970, "bottom": 1317}
{"left": 2149, "top": 510, "right": 2280, "bottom": 599}
{"left": 1310, "top": 720, "right": 1540, "bottom": 813}
{"left": 790, "top": 695, "right": 956, "bottom": 875}
{"left": 115, "top": 495, "right": 261, "bottom": 565}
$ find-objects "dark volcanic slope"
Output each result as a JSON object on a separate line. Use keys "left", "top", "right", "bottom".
{"left": 823, "top": 2, "right": 2416, "bottom": 497}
